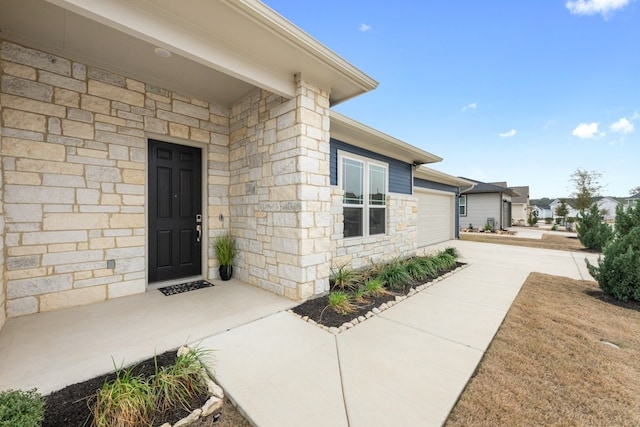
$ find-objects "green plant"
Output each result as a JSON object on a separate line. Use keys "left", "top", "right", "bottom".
{"left": 436, "top": 252, "right": 457, "bottom": 270}
{"left": 378, "top": 261, "right": 413, "bottom": 290}
{"left": 577, "top": 204, "right": 613, "bottom": 251}
{"left": 331, "top": 265, "right": 358, "bottom": 290}
{"left": 0, "top": 389, "right": 44, "bottom": 427}
{"left": 415, "top": 256, "right": 438, "bottom": 279}
{"left": 403, "top": 258, "right": 429, "bottom": 281}
{"left": 363, "top": 277, "right": 390, "bottom": 297}
{"left": 93, "top": 364, "right": 156, "bottom": 427}
{"left": 527, "top": 210, "right": 538, "bottom": 226}
{"left": 484, "top": 222, "right": 493, "bottom": 232}
{"left": 551, "top": 224, "right": 558, "bottom": 231}
{"left": 153, "top": 348, "right": 209, "bottom": 413}
{"left": 587, "top": 227, "right": 640, "bottom": 301}
{"left": 615, "top": 202, "right": 640, "bottom": 236}
{"left": 354, "top": 286, "right": 368, "bottom": 304}
{"left": 327, "top": 291, "right": 355, "bottom": 314}
{"left": 213, "top": 233, "right": 236, "bottom": 266}
{"left": 442, "top": 246, "right": 461, "bottom": 259}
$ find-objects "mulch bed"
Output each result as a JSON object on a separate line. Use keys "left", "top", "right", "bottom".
{"left": 43, "top": 350, "right": 233, "bottom": 427}
{"left": 292, "top": 262, "right": 464, "bottom": 328}
{"left": 586, "top": 290, "right": 640, "bottom": 313}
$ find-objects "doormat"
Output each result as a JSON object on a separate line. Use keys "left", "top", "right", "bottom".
{"left": 158, "top": 280, "right": 214, "bottom": 296}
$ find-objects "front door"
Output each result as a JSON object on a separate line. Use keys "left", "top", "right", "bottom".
{"left": 148, "top": 139, "right": 202, "bottom": 283}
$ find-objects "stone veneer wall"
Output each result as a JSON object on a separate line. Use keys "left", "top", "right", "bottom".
{"left": 0, "top": 40, "right": 230, "bottom": 318}
{"left": 228, "top": 75, "right": 332, "bottom": 300}
{"left": 331, "top": 188, "right": 418, "bottom": 270}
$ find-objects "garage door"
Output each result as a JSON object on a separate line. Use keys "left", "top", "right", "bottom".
{"left": 416, "top": 189, "right": 454, "bottom": 247}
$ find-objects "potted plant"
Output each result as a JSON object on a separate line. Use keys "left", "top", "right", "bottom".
{"left": 213, "top": 233, "right": 236, "bottom": 281}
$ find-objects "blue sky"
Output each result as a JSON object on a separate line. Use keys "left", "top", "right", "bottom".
{"left": 264, "top": 0, "right": 640, "bottom": 199}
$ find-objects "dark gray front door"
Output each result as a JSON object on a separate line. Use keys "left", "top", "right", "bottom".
{"left": 148, "top": 139, "right": 202, "bottom": 283}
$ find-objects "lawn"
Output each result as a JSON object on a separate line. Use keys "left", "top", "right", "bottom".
{"left": 460, "top": 232, "right": 589, "bottom": 252}
{"left": 446, "top": 272, "right": 640, "bottom": 426}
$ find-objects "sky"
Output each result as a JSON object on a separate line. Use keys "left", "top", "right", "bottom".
{"left": 264, "top": 0, "right": 640, "bottom": 199}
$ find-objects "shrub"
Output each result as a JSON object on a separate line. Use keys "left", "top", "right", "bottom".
{"left": 363, "top": 277, "right": 390, "bottom": 297}
{"left": 587, "top": 227, "right": 640, "bottom": 301}
{"left": 415, "top": 256, "right": 438, "bottom": 279}
{"left": 0, "top": 389, "right": 44, "bottom": 427}
{"left": 331, "top": 265, "right": 358, "bottom": 290}
{"left": 615, "top": 203, "right": 640, "bottom": 236}
{"left": 327, "top": 291, "right": 355, "bottom": 314}
{"left": 577, "top": 204, "right": 613, "bottom": 251}
{"left": 403, "top": 258, "right": 429, "bottom": 281}
{"left": 153, "top": 349, "right": 208, "bottom": 413}
{"left": 378, "top": 262, "right": 413, "bottom": 290}
{"left": 93, "top": 365, "right": 156, "bottom": 427}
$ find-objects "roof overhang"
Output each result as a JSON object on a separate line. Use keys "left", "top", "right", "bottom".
{"left": 330, "top": 111, "right": 442, "bottom": 166}
{"left": 414, "top": 167, "right": 474, "bottom": 188}
{"left": 0, "top": 0, "right": 378, "bottom": 106}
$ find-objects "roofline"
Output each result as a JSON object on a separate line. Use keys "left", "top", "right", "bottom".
{"left": 414, "top": 167, "right": 474, "bottom": 187}
{"left": 230, "top": 0, "right": 379, "bottom": 102}
{"left": 331, "top": 111, "right": 442, "bottom": 165}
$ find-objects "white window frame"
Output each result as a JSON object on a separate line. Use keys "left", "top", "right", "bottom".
{"left": 459, "top": 195, "right": 467, "bottom": 216}
{"left": 338, "top": 151, "right": 388, "bottom": 238}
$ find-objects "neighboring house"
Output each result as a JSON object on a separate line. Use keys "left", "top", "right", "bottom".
{"left": 458, "top": 179, "right": 519, "bottom": 230}
{"left": 593, "top": 197, "right": 621, "bottom": 222}
{"left": 0, "top": 0, "right": 464, "bottom": 330}
{"left": 509, "top": 186, "right": 531, "bottom": 225}
{"left": 549, "top": 199, "right": 579, "bottom": 221}
{"left": 531, "top": 205, "right": 553, "bottom": 221}
{"left": 627, "top": 192, "right": 640, "bottom": 209}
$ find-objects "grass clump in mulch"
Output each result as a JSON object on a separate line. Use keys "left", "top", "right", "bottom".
{"left": 42, "top": 348, "right": 251, "bottom": 427}
{"left": 294, "top": 248, "right": 463, "bottom": 328}
{"left": 445, "top": 272, "right": 640, "bottom": 426}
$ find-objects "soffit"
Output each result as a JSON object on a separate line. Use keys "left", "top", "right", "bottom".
{"left": 331, "top": 111, "right": 442, "bottom": 166}
{"left": 0, "top": 0, "right": 377, "bottom": 107}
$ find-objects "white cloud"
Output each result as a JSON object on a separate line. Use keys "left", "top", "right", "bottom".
{"left": 610, "top": 117, "right": 634, "bottom": 134}
{"left": 499, "top": 129, "right": 517, "bottom": 138}
{"left": 359, "top": 23, "right": 371, "bottom": 32}
{"left": 572, "top": 122, "right": 602, "bottom": 138}
{"left": 461, "top": 102, "right": 477, "bottom": 112}
{"left": 566, "top": 0, "right": 632, "bottom": 16}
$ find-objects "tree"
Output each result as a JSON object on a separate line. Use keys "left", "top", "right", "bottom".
{"left": 555, "top": 200, "right": 569, "bottom": 225}
{"left": 527, "top": 210, "right": 538, "bottom": 227}
{"left": 630, "top": 186, "right": 640, "bottom": 196}
{"left": 569, "top": 168, "right": 603, "bottom": 211}
{"left": 587, "top": 203, "right": 640, "bottom": 301}
{"left": 576, "top": 204, "right": 612, "bottom": 251}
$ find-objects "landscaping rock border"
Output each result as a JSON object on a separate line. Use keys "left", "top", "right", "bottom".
{"left": 288, "top": 263, "right": 469, "bottom": 334}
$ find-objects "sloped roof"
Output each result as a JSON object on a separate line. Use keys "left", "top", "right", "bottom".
{"left": 460, "top": 178, "right": 520, "bottom": 196}
{"left": 509, "top": 186, "right": 530, "bottom": 203}
{"left": 414, "top": 167, "right": 474, "bottom": 187}
{"left": 628, "top": 192, "right": 640, "bottom": 200}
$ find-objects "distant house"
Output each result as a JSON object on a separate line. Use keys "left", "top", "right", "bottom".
{"left": 459, "top": 179, "right": 519, "bottom": 230}
{"left": 592, "top": 197, "right": 621, "bottom": 222}
{"left": 509, "top": 186, "right": 531, "bottom": 225}
{"left": 531, "top": 205, "right": 553, "bottom": 221}
{"left": 626, "top": 193, "right": 640, "bottom": 209}
{"left": 549, "top": 199, "right": 579, "bottom": 221}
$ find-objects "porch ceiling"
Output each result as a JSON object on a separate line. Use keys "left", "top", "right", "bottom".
{"left": 0, "top": 0, "right": 377, "bottom": 107}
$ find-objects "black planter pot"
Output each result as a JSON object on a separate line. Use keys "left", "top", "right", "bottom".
{"left": 219, "top": 265, "right": 233, "bottom": 281}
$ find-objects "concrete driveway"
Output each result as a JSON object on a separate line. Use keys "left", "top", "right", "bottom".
{"left": 201, "top": 241, "right": 599, "bottom": 426}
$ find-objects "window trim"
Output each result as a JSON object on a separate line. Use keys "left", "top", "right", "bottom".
{"left": 459, "top": 194, "right": 467, "bottom": 216}
{"left": 338, "top": 150, "right": 388, "bottom": 238}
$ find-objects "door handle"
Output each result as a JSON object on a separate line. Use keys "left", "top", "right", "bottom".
{"left": 196, "top": 224, "right": 202, "bottom": 243}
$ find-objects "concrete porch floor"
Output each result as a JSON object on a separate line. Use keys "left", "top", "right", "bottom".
{"left": 0, "top": 278, "right": 296, "bottom": 395}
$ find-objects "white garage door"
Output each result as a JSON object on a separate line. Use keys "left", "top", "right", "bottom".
{"left": 416, "top": 189, "right": 455, "bottom": 248}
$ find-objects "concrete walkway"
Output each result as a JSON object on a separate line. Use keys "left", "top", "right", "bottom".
{"left": 201, "top": 241, "right": 600, "bottom": 426}
{"left": 0, "top": 241, "right": 600, "bottom": 426}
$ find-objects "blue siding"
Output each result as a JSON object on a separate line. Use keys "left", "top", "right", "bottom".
{"left": 330, "top": 139, "right": 412, "bottom": 194}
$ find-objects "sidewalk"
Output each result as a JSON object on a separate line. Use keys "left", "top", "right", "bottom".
{"left": 201, "top": 241, "right": 599, "bottom": 426}
{"left": 0, "top": 241, "right": 599, "bottom": 426}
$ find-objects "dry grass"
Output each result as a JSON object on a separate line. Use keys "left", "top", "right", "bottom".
{"left": 446, "top": 273, "right": 640, "bottom": 426}
{"left": 460, "top": 232, "right": 590, "bottom": 252}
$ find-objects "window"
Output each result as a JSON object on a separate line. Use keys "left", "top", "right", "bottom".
{"left": 340, "top": 153, "right": 387, "bottom": 238}
{"left": 459, "top": 195, "right": 467, "bottom": 216}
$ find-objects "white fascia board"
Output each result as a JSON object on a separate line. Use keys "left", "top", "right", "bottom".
{"left": 331, "top": 111, "right": 442, "bottom": 165}
{"left": 414, "top": 166, "right": 475, "bottom": 187}
{"left": 45, "top": 0, "right": 297, "bottom": 98}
